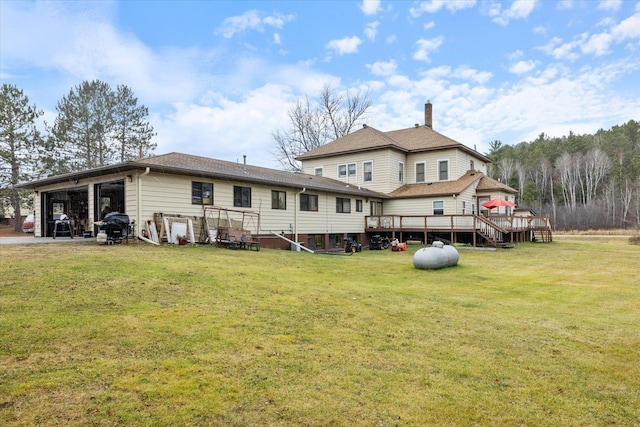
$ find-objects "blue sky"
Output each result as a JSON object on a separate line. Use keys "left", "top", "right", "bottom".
{"left": 2, "top": 0, "right": 639, "bottom": 168}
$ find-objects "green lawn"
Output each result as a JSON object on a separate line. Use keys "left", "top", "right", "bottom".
{"left": 1, "top": 238, "right": 639, "bottom": 426}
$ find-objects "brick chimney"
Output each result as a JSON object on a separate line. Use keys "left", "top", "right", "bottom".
{"left": 425, "top": 100, "right": 432, "bottom": 128}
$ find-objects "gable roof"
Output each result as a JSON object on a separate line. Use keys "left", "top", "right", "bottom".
{"left": 17, "top": 152, "right": 387, "bottom": 199}
{"left": 388, "top": 169, "right": 483, "bottom": 198}
{"left": 297, "top": 124, "right": 492, "bottom": 163}
{"left": 387, "top": 169, "right": 517, "bottom": 199}
{"left": 475, "top": 174, "right": 518, "bottom": 194}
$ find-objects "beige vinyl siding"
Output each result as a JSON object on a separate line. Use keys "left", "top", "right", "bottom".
{"left": 301, "top": 148, "right": 406, "bottom": 195}
{"left": 296, "top": 192, "right": 369, "bottom": 234}
{"left": 406, "top": 148, "right": 458, "bottom": 184}
{"left": 384, "top": 196, "right": 458, "bottom": 216}
{"left": 456, "top": 150, "right": 487, "bottom": 176}
{"left": 137, "top": 172, "right": 370, "bottom": 235}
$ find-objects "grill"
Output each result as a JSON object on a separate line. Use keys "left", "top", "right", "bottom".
{"left": 98, "top": 212, "right": 131, "bottom": 244}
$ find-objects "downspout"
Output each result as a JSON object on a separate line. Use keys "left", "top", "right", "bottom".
{"left": 295, "top": 187, "right": 306, "bottom": 245}
{"left": 137, "top": 167, "right": 151, "bottom": 237}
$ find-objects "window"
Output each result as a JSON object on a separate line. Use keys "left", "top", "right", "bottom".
{"left": 462, "top": 201, "right": 466, "bottom": 215}
{"left": 433, "top": 200, "right": 444, "bottom": 215}
{"left": 314, "top": 167, "right": 323, "bottom": 177}
{"left": 233, "top": 186, "right": 251, "bottom": 207}
{"left": 416, "top": 162, "right": 426, "bottom": 183}
{"left": 363, "top": 161, "right": 373, "bottom": 182}
{"left": 356, "top": 199, "right": 363, "bottom": 212}
{"left": 370, "top": 201, "right": 383, "bottom": 216}
{"left": 300, "top": 194, "right": 318, "bottom": 211}
{"left": 338, "top": 163, "right": 356, "bottom": 179}
{"left": 472, "top": 203, "right": 476, "bottom": 215}
{"left": 336, "top": 197, "right": 351, "bottom": 213}
{"left": 192, "top": 181, "right": 213, "bottom": 205}
{"left": 438, "top": 160, "right": 449, "bottom": 181}
{"left": 308, "top": 234, "right": 324, "bottom": 250}
{"left": 399, "top": 162, "right": 404, "bottom": 183}
{"left": 470, "top": 160, "right": 475, "bottom": 171}
{"left": 271, "top": 190, "right": 286, "bottom": 210}
{"left": 329, "top": 234, "right": 343, "bottom": 249}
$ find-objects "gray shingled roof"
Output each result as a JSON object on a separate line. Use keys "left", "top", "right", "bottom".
{"left": 297, "top": 124, "right": 492, "bottom": 162}
{"left": 18, "top": 152, "right": 387, "bottom": 199}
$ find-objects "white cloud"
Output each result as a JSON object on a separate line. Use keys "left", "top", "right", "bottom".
{"left": 215, "top": 10, "right": 294, "bottom": 38}
{"left": 582, "top": 32, "right": 613, "bottom": 56}
{"left": 597, "top": 0, "right": 623, "bottom": 11}
{"left": 360, "top": 0, "right": 381, "bottom": 16}
{"left": 423, "top": 21, "right": 436, "bottom": 30}
{"left": 410, "top": 0, "right": 476, "bottom": 17}
{"left": 509, "top": 60, "right": 538, "bottom": 74}
{"left": 367, "top": 60, "right": 397, "bottom": 76}
{"left": 492, "top": 0, "right": 539, "bottom": 26}
{"left": 365, "top": 21, "right": 380, "bottom": 41}
{"left": 611, "top": 11, "right": 640, "bottom": 40}
{"left": 413, "top": 36, "right": 444, "bottom": 62}
{"left": 326, "top": 36, "right": 363, "bottom": 55}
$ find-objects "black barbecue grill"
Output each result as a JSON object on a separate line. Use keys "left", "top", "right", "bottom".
{"left": 98, "top": 212, "right": 131, "bottom": 244}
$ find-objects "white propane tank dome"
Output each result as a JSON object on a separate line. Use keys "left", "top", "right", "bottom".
{"left": 413, "top": 241, "right": 459, "bottom": 269}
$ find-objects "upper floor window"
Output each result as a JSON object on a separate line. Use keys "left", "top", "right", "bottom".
{"left": 416, "top": 162, "right": 426, "bottom": 183}
{"left": 233, "top": 186, "right": 251, "bottom": 208}
{"left": 462, "top": 201, "right": 466, "bottom": 215}
{"left": 192, "top": 181, "right": 213, "bottom": 205}
{"left": 338, "top": 163, "right": 356, "bottom": 179}
{"left": 438, "top": 160, "right": 449, "bottom": 181}
{"left": 433, "top": 200, "right": 444, "bottom": 215}
{"left": 300, "top": 194, "right": 318, "bottom": 212}
{"left": 356, "top": 199, "right": 363, "bottom": 212}
{"left": 399, "top": 162, "right": 404, "bottom": 183}
{"left": 315, "top": 167, "right": 323, "bottom": 176}
{"left": 336, "top": 197, "right": 351, "bottom": 213}
{"left": 271, "top": 190, "right": 286, "bottom": 210}
{"left": 470, "top": 160, "right": 475, "bottom": 171}
{"left": 363, "top": 161, "right": 373, "bottom": 182}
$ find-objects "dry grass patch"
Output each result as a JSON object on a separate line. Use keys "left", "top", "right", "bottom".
{"left": 1, "top": 240, "right": 639, "bottom": 425}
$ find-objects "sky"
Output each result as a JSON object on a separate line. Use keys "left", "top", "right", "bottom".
{"left": 2, "top": 0, "right": 639, "bottom": 168}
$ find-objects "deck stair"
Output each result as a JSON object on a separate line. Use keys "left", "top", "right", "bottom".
{"left": 531, "top": 229, "right": 553, "bottom": 243}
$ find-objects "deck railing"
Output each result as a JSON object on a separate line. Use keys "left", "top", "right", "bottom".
{"left": 365, "top": 214, "right": 551, "bottom": 234}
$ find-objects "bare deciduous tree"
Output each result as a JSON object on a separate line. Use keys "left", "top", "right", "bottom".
{"left": 273, "top": 84, "right": 371, "bottom": 171}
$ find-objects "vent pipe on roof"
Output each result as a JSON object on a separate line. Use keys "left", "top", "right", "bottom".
{"left": 425, "top": 100, "right": 433, "bottom": 129}
{"left": 243, "top": 155, "right": 247, "bottom": 173}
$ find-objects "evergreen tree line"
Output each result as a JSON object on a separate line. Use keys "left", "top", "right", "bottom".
{"left": 487, "top": 120, "right": 640, "bottom": 230}
{"left": 0, "top": 80, "right": 155, "bottom": 227}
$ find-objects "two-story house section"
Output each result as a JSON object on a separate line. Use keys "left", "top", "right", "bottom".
{"left": 297, "top": 102, "right": 546, "bottom": 246}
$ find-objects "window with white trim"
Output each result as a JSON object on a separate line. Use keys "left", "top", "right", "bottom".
{"left": 438, "top": 160, "right": 449, "bottom": 181}
{"left": 399, "top": 162, "right": 404, "bottom": 183}
{"left": 416, "top": 162, "right": 426, "bottom": 183}
{"left": 347, "top": 163, "right": 356, "bottom": 177}
{"left": 314, "top": 167, "right": 323, "bottom": 176}
{"left": 433, "top": 200, "right": 444, "bottom": 215}
{"left": 363, "top": 161, "right": 373, "bottom": 182}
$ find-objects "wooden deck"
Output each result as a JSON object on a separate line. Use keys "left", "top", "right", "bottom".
{"left": 365, "top": 214, "right": 552, "bottom": 248}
